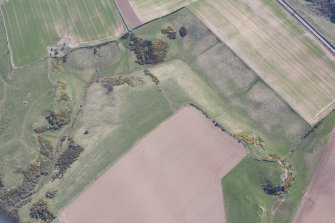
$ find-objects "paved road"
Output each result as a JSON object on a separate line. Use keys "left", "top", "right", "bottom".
{"left": 277, "top": 0, "right": 335, "bottom": 56}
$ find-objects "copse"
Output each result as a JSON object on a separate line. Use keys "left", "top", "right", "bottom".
{"left": 30, "top": 200, "right": 55, "bottom": 222}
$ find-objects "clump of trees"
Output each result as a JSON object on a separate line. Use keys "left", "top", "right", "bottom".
{"left": 0, "top": 137, "right": 54, "bottom": 218}
{"left": 45, "top": 190, "right": 57, "bottom": 199}
{"left": 0, "top": 176, "right": 4, "bottom": 188}
{"left": 30, "top": 200, "right": 55, "bottom": 222}
{"left": 161, "top": 26, "right": 177, "bottom": 39}
{"left": 126, "top": 33, "right": 169, "bottom": 65}
{"left": 262, "top": 181, "right": 285, "bottom": 195}
{"left": 55, "top": 81, "right": 70, "bottom": 102}
{"left": 144, "top": 69, "right": 159, "bottom": 85}
{"left": 305, "top": 0, "right": 335, "bottom": 23}
{"left": 99, "top": 76, "right": 134, "bottom": 93}
{"left": 179, "top": 27, "right": 187, "bottom": 37}
{"left": 34, "top": 110, "right": 71, "bottom": 133}
{"left": 52, "top": 137, "right": 84, "bottom": 180}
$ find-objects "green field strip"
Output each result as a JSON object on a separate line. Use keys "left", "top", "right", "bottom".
{"left": 0, "top": 8, "right": 18, "bottom": 65}
{"left": 77, "top": 0, "right": 100, "bottom": 40}
{"left": 87, "top": 0, "right": 108, "bottom": 37}
{"left": 21, "top": 0, "right": 48, "bottom": 57}
{"left": 61, "top": 0, "right": 89, "bottom": 41}
{"left": 54, "top": 0, "right": 81, "bottom": 41}
{"left": 83, "top": 0, "right": 108, "bottom": 38}
{"left": 36, "top": 1, "right": 54, "bottom": 43}
{"left": 3, "top": 3, "right": 28, "bottom": 64}
{"left": 105, "top": 0, "right": 120, "bottom": 32}
{"left": 72, "top": 1, "right": 96, "bottom": 41}
{"left": 92, "top": 0, "right": 111, "bottom": 36}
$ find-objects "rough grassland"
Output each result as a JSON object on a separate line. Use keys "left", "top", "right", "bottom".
{"left": 16, "top": 43, "right": 171, "bottom": 221}
{"left": 0, "top": 61, "right": 54, "bottom": 188}
{"left": 60, "top": 107, "right": 246, "bottom": 223}
{"left": 1, "top": 0, "right": 126, "bottom": 67}
{"left": 189, "top": 0, "right": 335, "bottom": 125}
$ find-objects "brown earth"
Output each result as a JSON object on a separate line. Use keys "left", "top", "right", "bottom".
{"left": 115, "top": 0, "right": 142, "bottom": 29}
{"left": 293, "top": 128, "right": 335, "bottom": 223}
{"left": 60, "top": 106, "right": 246, "bottom": 223}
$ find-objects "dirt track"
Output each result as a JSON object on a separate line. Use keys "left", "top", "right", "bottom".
{"left": 60, "top": 106, "right": 246, "bottom": 223}
{"left": 293, "top": 129, "right": 335, "bottom": 223}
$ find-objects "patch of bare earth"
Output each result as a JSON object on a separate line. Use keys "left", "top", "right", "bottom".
{"left": 293, "top": 129, "right": 335, "bottom": 223}
{"left": 60, "top": 106, "right": 246, "bottom": 223}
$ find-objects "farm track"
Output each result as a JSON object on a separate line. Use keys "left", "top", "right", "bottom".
{"left": 277, "top": 0, "right": 335, "bottom": 56}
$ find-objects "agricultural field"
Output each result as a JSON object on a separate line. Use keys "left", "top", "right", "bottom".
{"left": 0, "top": 2, "right": 334, "bottom": 223}
{"left": 285, "top": 0, "right": 335, "bottom": 46}
{"left": 114, "top": 0, "right": 142, "bottom": 28}
{"left": 0, "top": 0, "right": 126, "bottom": 67}
{"left": 274, "top": 111, "right": 335, "bottom": 223}
{"left": 128, "top": 0, "right": 196, "bottom": 24}
{"left": 60, "top": 107, "right": 246, "bottom": 223}
{"left": 293, "top": 129, "right": 335, "bottom": 223}
{"left": 188, "top": 0, "right": 335, "bottom": 125}
{"left": 0, "top": 12, "right": 11, "bottom": 77}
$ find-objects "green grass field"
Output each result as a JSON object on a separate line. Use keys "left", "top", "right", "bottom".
{"left": 0, "top": 13, "right": 10, "bottom": 78}
{"left": 1, "top": 0, "right": 126, "bottom": 67}
{"left": 223, "top": 157, "right": 282, "bottom": 223}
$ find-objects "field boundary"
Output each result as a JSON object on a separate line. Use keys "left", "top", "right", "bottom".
{"left": 292, "top": 128, "right": 335, "bottom": 223}
{"left": 113, "top": 0, "right": 130, "bottom": 31}
{"left": 277, "top": 0, "right": 335, "bottom": 56}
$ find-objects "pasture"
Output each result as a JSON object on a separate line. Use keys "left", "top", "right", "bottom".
{"left": 189, "top": 0, "right": 335, "bottom": 125}
{"left": 1, "top": 0, "right": 126, "bottom": 66}
{"left": 60, "top": 107, "right": 246, "bottom": 223}
{"left": 0, "top": 61, "right": 54, "bottom": 189}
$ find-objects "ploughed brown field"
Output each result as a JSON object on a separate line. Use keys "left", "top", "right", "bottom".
{"left": 115, "top": 0, "right": 142, "bottom": 28}
{"left": 293, "top": 129, "right": 335, "bottom": 223}
{"left": 60, "top": 106, "right": 246, "bottom": 223}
